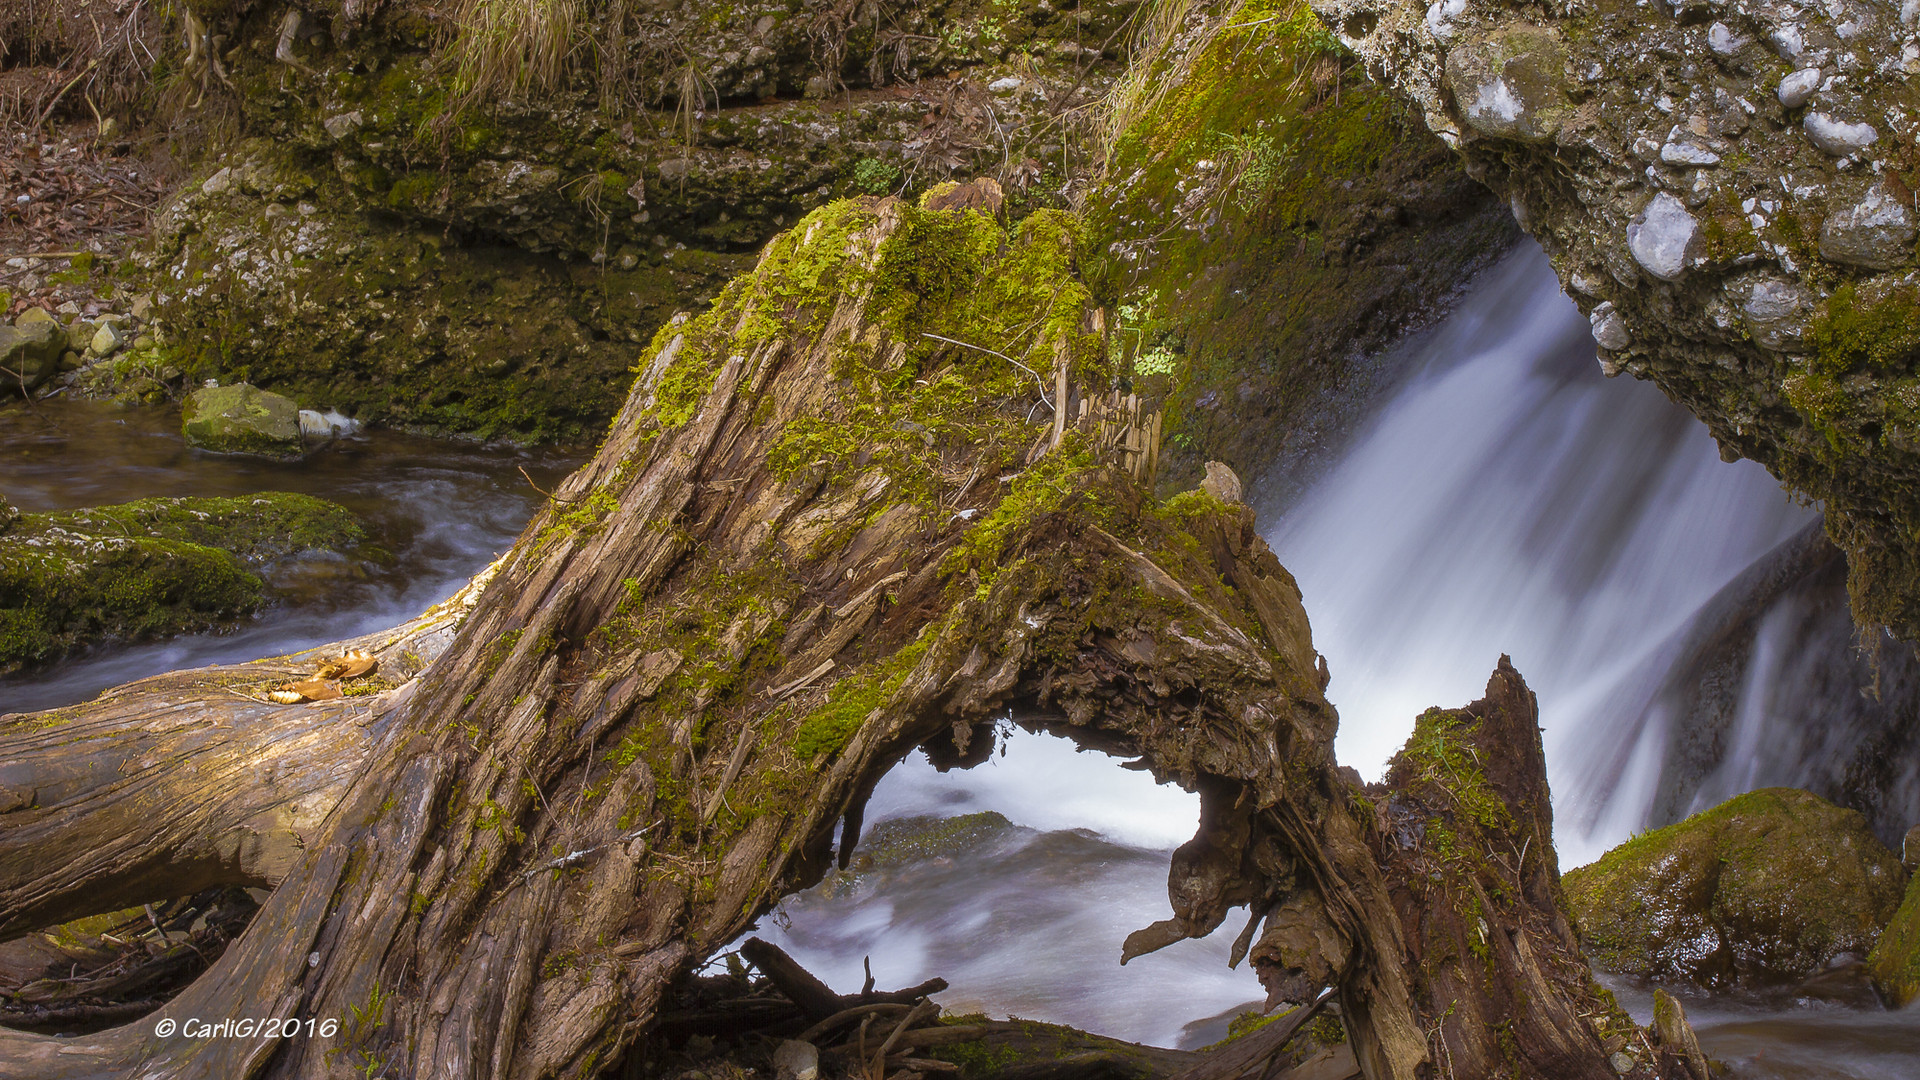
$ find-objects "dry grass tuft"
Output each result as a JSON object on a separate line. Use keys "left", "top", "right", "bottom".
{"left": 448, "top": 0, "right": 580, "bottom": 110}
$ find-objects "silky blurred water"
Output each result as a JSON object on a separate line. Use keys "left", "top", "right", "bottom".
{"left": 0, "top": 399, "right": 577, "bottom": 713}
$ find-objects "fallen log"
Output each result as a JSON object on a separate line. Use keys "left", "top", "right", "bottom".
{"left": 0, "top": 192, "right": 1694, "bottom": 1079}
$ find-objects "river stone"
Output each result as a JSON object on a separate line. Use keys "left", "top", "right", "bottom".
{"left": 1777, "top": 67, "right": 1822, "bottom": 108}
{"left": 182, "top": 383, "right": 304, "bottom": 457}
{"left": 1707, "top": 22, "right": 1746, "bottom": 57}
{"left": 1563, "top": 788, "right": 1907, "bottom": 989}
{"left": 772, "top": 1040, "right": 819, "bottom": 1080}
{"left": 1804, "top": 112, "right": 1878, "bottom": 155}
{"left": 1626, "top": 193, "right": 1698, "bottom": 282}
{"left": 90, "top": 320, "right": 128, "bottom": 357}
{"left": 1819, "top": 184, "right": 1915, "bottom": 270}
{"left": 0, "top": 318, "right": 65, "bottom": 395}
{"left": 1442, "top": 28, "right": 1570, "bottom": 144}
{"left": 1739, "top": 277, "right": 1810, "bottom": 352}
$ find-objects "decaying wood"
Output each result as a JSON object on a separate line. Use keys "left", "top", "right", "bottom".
{"left": 0, "top": 194, "right": 1693, "bottom": 1079}
{"left": 739, "top": 937, "right": 948, "bottom": 1022}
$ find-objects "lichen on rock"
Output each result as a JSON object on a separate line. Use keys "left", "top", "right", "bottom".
{"left": 1563, "top": 788, "right": 1909, "bottom": 989}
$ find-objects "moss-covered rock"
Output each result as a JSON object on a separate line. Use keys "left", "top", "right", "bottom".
{"left": 0, "top": 317, "right": 65, "bottom": 395}
{"left": 1564, "top": 788, "right": 1909, "bottom": 989}
{"left": 1082, "top": 0, "right": 1511, "bottom": 488}
{"left": 1868, "top": 872, "right": 1920, "bottom": 1007}
{"left": 0, "top": 492, "right": 365, "bottom": 674}
{"left": 181, "top": 383, "right": 303, "bottom": 456}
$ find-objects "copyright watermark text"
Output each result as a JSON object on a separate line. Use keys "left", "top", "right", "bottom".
{"left": 154, "top": 1017, "right": 339, "bottom": 1039}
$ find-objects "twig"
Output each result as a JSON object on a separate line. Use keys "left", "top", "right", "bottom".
{"left": 520, "top": 465, "right": 583, "bottom": 503}
{"left": 919, "top": 333, "right": 1053, "bottom": 410}
{"left": 32, "top": 59, "right": 101, "bottom": 133}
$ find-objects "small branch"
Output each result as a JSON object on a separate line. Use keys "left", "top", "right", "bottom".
{"left": 919, "top": 333, "right": 1053, "bottom": 411}
{"left": 520, "top": 465, "right": 584, "bottom": 503}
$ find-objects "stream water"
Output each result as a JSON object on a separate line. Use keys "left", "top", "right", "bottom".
{"left": 0, "top": 400, "right": 578, "bottom": 714}
{"left": 3, "top": 246, "right": 1916, "bottom": 1069}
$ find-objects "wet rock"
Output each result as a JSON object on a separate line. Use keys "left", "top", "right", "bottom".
{"left": 1777, "top": 67, "right": 1822, "bottom": 108}
{"left": 182, "top": 383, "right": 303, "bottom": 457}
{"left": 1868, "top": 869, "right": 1920, "bottom": 1006}
{"left": 1563, "top": 788, "right": 1907, "bottom": 989}
{"left": 1819, "top": 184, "right": 1915, "bottom": 270}
{"left": 0, "top": 317, "right": 64, "bottom": 394}
{"left": 1627, "top": 193, "right": 1697, "bottom": 282}
{"left": 1442, "top": 28, "right": 1570, "bottom": 144}
{"left": 1803, "top": 111, "right": 1878, "bottom": 155}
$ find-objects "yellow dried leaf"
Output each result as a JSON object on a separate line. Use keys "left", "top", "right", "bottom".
{"left": 288, "top": 678, "right": 343, "bottom": 701}
{"left": 267, "top": 690, "right": 305, "bottom": 705}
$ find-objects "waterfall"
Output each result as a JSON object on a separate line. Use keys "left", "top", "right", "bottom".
{"left": 1260, "top": 243, "right": 1821, "bottom": 865}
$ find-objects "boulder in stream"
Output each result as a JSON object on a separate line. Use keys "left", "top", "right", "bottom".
{"left": 0, "top": 493, "right": 365, "bottom": 674}
{"left": 1868, "top": 830, "right": 1920, "bottom": 1007}
{"left": 1564, "top": 788, "right": 1908, "bottom": 989}
{"left": 181, "top": 383, "right": 303, "bottom": 457}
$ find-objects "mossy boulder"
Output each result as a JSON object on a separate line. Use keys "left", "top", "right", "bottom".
{"left": 1564, "top": 788, "right": 1909, "bottom": 989}
{"left": 0, "top": 493, "right": 365, "bottom": 674}
{"left": 1868, "top": 871, "right": 1920, "bottom": 1007}
{"left": 181, "top": 383, "right": 303, "bottom": 457}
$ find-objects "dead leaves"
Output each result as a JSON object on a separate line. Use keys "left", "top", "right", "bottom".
{"left": 265, "top": 649, "right": 377, "bottom": 704}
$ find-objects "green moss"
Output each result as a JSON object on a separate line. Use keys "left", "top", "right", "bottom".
{"left": 1868, "top": 874, "right": 1920, "bottom": 1007}
{"left": 32, "top": 493, "right": 364, "bottom": 563}
{"left": 1564, "top": 788, "right": 1908, "bottom": 987}
{"left": 1810, "top": 281, "right": 1920, "bottom": 377}
{"left": 791, "top": 630, "right": 935, "bottom": 759}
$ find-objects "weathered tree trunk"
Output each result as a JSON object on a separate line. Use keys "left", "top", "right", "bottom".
{"left": 0, "top": 192, "right": 1684, "bottom": 1080}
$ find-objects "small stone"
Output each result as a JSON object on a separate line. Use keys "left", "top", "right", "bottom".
{"left": 90, "top": 321, "right": 127, "bottom": 357}
{"left": 13, "top": 307, "right": 56, "bottom": 329}
{"left": 66, "top": 320, "right": 96, "bottom": 353}
{"left": 1200, "top": 461, "right": 1244, "bottom": 504}
{"left": 1772, "top": 22, "right": 1805, "bottom": 57}
{"left": 987, "top": 76, "right": 1024, "bottom": 94}
{"left": 1627, "top": 192, "right": 1698, "bottom": 282}
{"left": 1741, "top": 278, "right": 1810, "bottom": 351}
{"left": 1777, "top": 67, "right": 1822, "bottom": 108}
{"left": 772, "top": 1040, "right": 819, "bottom": 1080}
{"left": 1661, "top": 140, "right": 1721, "bottom": 166}
{"left": 1820, "top": 184, "right": 1916, "bottom": 269}
{"left": 1590, "top": 302, "right": 1631, "bottom": 351}
{"left": 1708, "top": 22, "right": 1747, "bottom": 57}
{"left": 322, "top": 111, "right": 364, "bottom": 140}
{"left": 1804, "top": 112, "right": 1878, "bottom": 155}
{"left": 201, "top": 167, "right": 233, "bottom": 196}
{"left": 1609, "top": 1052, "right": 1637, "bottom": 1075}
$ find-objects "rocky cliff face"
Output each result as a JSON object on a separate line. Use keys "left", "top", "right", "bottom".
{"left": 1307, "top": 0, "right": 1920, "bottom": 636}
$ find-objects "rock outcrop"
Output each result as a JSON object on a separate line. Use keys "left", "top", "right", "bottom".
{"left": 1308, "top": 0, "right": 1920, "bottom": 638}
{"left": 132, "top": 0, "right": 1135, "bottom": 441}
{"left": 0, "top": 492, "right": 365, "bottom": 672}
{"left": 1563, "top": 788, "right": 1909, "bottom": 988}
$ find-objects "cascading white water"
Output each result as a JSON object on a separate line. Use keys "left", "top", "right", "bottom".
{"left": 755, "top": 243, "right": 1919, "bottom": 1069}
{"left": 1261, "top": 243, "right": 1817, "bottom": 865}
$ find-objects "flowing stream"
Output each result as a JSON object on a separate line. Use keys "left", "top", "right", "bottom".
{"left": 0, "top": 400, "right": 578, "bottom": 713}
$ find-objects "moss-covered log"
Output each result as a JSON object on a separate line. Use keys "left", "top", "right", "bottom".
{"left": 0, "top": 193, "right": 1686, "bottom": 1079}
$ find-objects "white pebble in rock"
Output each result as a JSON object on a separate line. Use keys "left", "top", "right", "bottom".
{"left": 1804, "top": 112, "right": 1879, "bottom": 155}
{"left": 1819, "top": 184, "right": 1916, "bottom": 269}
{"left": 1590, "top": 301, "right": 1632, "bottom": 351}
{"left": 1627, "top": 192, "right": 1698, "bottom": 282}
{"left": 1777, "top": 67, "right": 1822, "bottom": 108}
{"left": 1610, "top": 1052, "right": 1637, "bottom": 1075}
{"left": 1661, "top": 141, "right": 1722, "bottom": 166}
{"left": 1708, "top": 22, "right": 1747, "bottom": 56}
